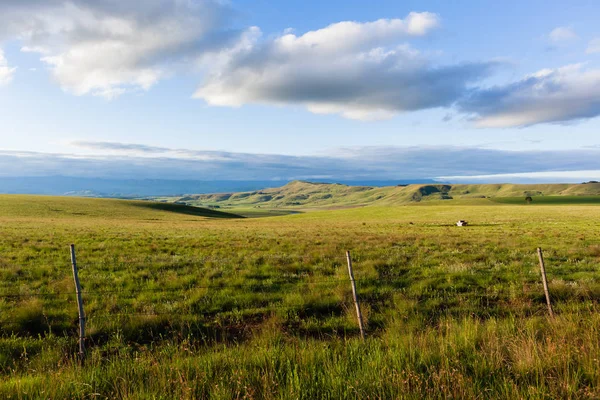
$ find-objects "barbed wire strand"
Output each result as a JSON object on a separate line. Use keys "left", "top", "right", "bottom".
{"left": 0, "top": 277, "right": 561, "bottom": 299}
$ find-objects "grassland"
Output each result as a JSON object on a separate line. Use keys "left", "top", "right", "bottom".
{"left": 491, "top": 196, "right": 600, "bottom": 205}
{"left": 1, "top": 194, "right": 600, "bottom": 398}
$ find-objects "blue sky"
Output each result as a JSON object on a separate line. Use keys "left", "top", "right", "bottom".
{"left": 1, "top": 0, "right": 600, "bottom": 183}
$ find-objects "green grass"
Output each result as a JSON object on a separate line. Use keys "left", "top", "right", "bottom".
{"left": 491, "top": 196, "right": 600, "bottom": 205}
{"left": 1, "top": 194, "right": 600, "bottom": 398}
{"left": 0, "top": 195, "right": 243, "bottom": 219}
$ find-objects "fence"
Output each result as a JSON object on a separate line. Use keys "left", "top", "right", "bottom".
{"left": 0, "top": 246, "right": 597, "bottom": 362}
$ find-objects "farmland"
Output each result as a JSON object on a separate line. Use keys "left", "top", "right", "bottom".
{"left": 1, "top": 192, "right": 600, "bottom": 398}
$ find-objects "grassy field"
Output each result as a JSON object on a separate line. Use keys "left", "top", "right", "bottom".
{"left": 1, "top": 194, "right": 600, "bottom": 398}
{"left": 491, "top": 196, "right": 600, "bottom": 205}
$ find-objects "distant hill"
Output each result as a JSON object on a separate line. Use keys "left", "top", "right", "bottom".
{"left": 163, "top": 181, "right": 600, "bottom": 209}
{"left": 0, "top": 177, "right": 288, "bottom": 197}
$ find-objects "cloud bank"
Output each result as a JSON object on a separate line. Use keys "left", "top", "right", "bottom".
{"left": 1, "top": 143, "right": 599, "bottom": 182}
{"left": 440, "top": 170, "right": 600, "bottom": 183}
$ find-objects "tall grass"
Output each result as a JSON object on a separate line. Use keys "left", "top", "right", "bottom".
{"left": 2, "top": 314, "right": 600, "bottom": 398}
{"left": 1, "top": 196, "right": 600, "bottom": 398}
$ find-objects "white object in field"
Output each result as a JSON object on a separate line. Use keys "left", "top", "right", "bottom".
{"left": 456, "top": 220, "right": 468, "bottom": 226}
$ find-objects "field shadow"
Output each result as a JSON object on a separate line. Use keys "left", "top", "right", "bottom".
{"left": 86, "top": 314, "right": 267, "bottom": 348}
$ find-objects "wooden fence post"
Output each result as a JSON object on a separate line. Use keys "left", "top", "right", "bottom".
{"left": 346, "top": 251, "right": 365, "bottom": 340}
{"left": 70, "top": 244, "right": 86, "bottom": 361}
{"left": 537, "top": 247, "right": 554, "bottom": 318}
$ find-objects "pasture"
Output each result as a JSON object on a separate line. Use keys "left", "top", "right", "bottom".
{"left": 491, "top": 196, "right": 600, "bottom": 205}
{"left": 1, "top": 195, "right": 600, "bottom": 398}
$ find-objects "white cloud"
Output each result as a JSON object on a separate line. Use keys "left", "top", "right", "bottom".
{"left": 459, "top": 64, "right": 600, "bottom": 127}
{"left": 1, "top": 2, "right": 598, "bottom": 130}
{"left": 0, "top": 0, "right": 237, "bottom": 98}
{"left": 0, "top": 49, "right": 17, "bottom": 86}
{"left": 1, "top": 4, "right": 493, "bottom": 119}
{"left": 587, "top": 38, "right": 600, "bottom": 54}
{"left": 548, "top": 26, "right": 578, "bottom": 43}
{"left": 271, "top": 12, "right": 440, "bottom": 55}
{"left": 193, "top": 13, "right": 497, "bottom": 120}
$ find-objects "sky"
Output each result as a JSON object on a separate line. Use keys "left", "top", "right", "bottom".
{"left": 1, "top": 0, "right": 600, "bottom": 183}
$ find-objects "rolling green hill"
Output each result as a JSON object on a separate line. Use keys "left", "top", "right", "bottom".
{"left": 158, "top": 181, "right": 600, "bottom": 211}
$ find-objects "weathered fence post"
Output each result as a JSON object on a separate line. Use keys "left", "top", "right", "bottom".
{"left": 537, "top": 247, "right": 554, "bottom": 318}
{"left": 346, "top": 251, "right": 365, "bottom": 340}
{"left": 70, "top": 244, "right": 86, "bottom": 361}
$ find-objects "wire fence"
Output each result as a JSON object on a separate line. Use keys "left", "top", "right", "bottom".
{"left": 1, "top": 248, "right": 599, "bottom": 338}
{"left": 0, "top": 279, "right": 576, "bottom": 300}
{"left": 1, "top": 282, "right": 595, "bottom": 312}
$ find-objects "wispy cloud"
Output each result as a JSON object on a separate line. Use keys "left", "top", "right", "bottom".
{"left": 72, "top": 141, "right": 240, "bottom": 161}
{"left": 548, "top": 26, "right": 578, "bottom": 44}
{"left": 73, "top": 141, "right": 174, "bottom": 154}
{"left": 587, "top": 38, "right": 600, "bottom": 54}
{"left": 0, "top": 49, "right": 16, "bottom": 86}
{"left": 2, "top": 143, "right": 600, "bottom": 182}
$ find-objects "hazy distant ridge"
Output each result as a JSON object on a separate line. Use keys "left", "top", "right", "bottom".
{"left": 0, "top": 177, "right": 436, "bottom": 197}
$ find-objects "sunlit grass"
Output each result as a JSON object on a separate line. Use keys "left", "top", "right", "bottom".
{"left": 1, "top": 195, "right": 600, "bottom": 398}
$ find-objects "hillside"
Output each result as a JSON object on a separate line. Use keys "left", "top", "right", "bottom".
{"left": 0, "top": 195, "right": 243, "bottom": 219}
{"left": 161, "top": 181, "right": 600, "bottom": 210}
